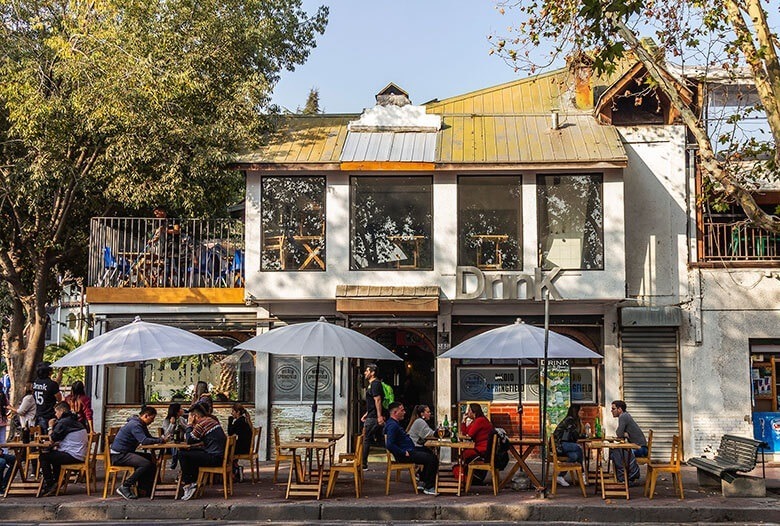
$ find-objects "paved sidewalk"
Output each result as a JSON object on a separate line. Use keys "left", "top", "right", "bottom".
{"left": 0, "top": 461, "right": 778, "bottom": 523}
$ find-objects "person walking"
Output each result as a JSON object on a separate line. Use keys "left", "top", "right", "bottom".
{"left": 360, "top": 363, "right": 384, "bottom": 470}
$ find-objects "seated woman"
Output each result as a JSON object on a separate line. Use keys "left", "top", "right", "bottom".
{"left": 227, "top": 403, "right": 252, "bottom": 482}
{"left": 459, "top": 403, "right": 494, "bottom": 483}
{"left": 162, "top": 403, "right": 187, "bottom": 468}
{"left": 406, "top": 405, "right": 435, "bottom": 449}
{"left": 552, "top": 404, "right": 585, "bottom": 487}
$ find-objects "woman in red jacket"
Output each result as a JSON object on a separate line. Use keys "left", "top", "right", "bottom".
{"left": 460, "top": 403, "right": 493, "bottom": 464}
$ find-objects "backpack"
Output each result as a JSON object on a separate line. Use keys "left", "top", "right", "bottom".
{"left": 381, "top": 381, "right": 394, "bottom": 409}
{"left": 492, "top": 428, "right": 511, "bottom": 470}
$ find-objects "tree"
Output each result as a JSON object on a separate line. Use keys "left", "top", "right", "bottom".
{"left": 492, "top": 0, "right": 780, "bottom": 232}
{"left": 302, "top": 88, "right": 322, "bottom": 114}
{"left": 0, "top": 0, "right": 328, "bottom": 405}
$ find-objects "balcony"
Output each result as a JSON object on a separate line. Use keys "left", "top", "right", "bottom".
{"left": 702, "top": 219, "right": 780, "bottom": 263}
{"left": 87, "top": 217, "right": 245, "bottom": 304}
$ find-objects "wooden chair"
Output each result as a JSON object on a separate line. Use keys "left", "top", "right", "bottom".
{"left": 549, "top": 436, "right": 587, "bottom": 497}
{"left": 23, "top": 426, "right": 43, "bottom": 479}
{"left": 196, "top": 435, "right": 237, "bottom": 499}
{"left": 636, "top": 429, "right": 653, "bottom": 469}
{"left": 234, "top": 426, "right": 262, "bottom": 483}
{"left": 273, "top": 427, "right": 303, "bottom": 484}
{"left": 326, "top": 435, "right": 363, "bottom": 498}
{"left": 464, "top": 433, "right": 500, "bottom": 496}
{"left": 55, "top": 432, "right": 100, "bottom": 496}
{"left": 384, "top": 435, "right": 418, "bottom": 495}
{"left": 102, "top": 434, "right": 135, "bottom": 498}
{"left": 645, "top": 434, "right": 684, "bottom": 499}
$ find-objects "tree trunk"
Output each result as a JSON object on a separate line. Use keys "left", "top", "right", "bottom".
{"left": 3, "top": 298, "right": 47, "bottom": 407}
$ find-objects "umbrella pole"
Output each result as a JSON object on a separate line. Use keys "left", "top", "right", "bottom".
{"left": 540, "top": 291, "right": 550, "bottom": 498}
{"left": 517, "top": 359, "right": 523, "bottom": 439}
{"left": 140, "top": 360, "right": 146, "bottom": 408}
{"left": 308, "top": 356, "right": 321, "bottom": 476}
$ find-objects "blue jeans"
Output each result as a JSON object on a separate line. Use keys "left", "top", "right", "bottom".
{"left": 560, "top": 441, "right": 583, "bottom": 464}
{"left": 0, "top": 453, "right": 17, "bottom": 490}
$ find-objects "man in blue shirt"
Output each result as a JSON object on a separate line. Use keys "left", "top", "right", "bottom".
{"left": 384, "top": 402, "right": 438, "bottom": 495}
{"left": 110, "top": 406, "right": 166, "bottom": 499}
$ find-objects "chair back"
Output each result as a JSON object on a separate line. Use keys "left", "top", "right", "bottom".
{"left": 351, "top": 435, "right": 364, "bottom": 468}
{"left": 669, "top": 435, "right": 681, "bottom": 468}
{"left": 223, "top": 434, "right": 238, "bottom": 468}
{"left": 251, "top": 426, "right": 262, "bottom": 456}
{"left": 273, "top": 426, "right": 282, "bottom": 455}
{"left": 549, "top": 436, "right": 561, "bottom": 464}
{"left": 88, "top": 432, "right": 101, "bottom": 465}
{"left": 645, "top": 429, "right": 654, "bottom": 461}
{"left": 30, "top": 425, "right": 42, "bottom": 439}
{"left": 103, "top": 246, "right": 115, "bottom": 269}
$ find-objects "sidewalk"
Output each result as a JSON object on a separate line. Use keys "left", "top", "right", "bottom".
{"left": 0, "top": 461, "right": 778, "bottom": 523}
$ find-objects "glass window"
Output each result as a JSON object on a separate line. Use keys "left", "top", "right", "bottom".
{"left": 261, "top": 176, "right": 326, "bottom": 271}
{"left": 537, "top": 174, "right": 603, "bottom": 270}
{"left": 350, "top": 176, "right": 433, "bottom": 270}
{"left": 458, "top": 176, "right": 522, "bottom": 270}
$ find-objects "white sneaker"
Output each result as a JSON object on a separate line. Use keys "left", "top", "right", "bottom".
{"left": 181, "top": 483, "right": 197, "bottom": 501}
{"left": 556, "top": 475, "right": 570, "bottom": 487}
{"left": 423, "top": 487, "right": 438, "bottom": 496}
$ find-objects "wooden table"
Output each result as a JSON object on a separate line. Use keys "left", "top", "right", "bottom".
{"left": 139, "top": 442, "right": 191, "bottom": 499}
{"left": 470, "top": 234, "right": 509, "bottom": 269}
{"left": 424, "top": 438, "right": 474, "bottom": 496}
{"left": 279, "top": 440, "right": 336, "bottom": 499}
{"left": 592, "top": 440, "right": 640, "bottom": 500}
{"left": 499, "top": 438, "right": 543, "bottom": 490}
{"left": 0, "top": 441, "right": 49, "bottom": 497}
{"left": 295, "top": 433, "right": 344, "bottom": 467}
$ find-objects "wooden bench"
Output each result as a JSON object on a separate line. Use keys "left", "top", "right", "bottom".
{"left": 688, "top": 434, "right": 765, "bottom": 496}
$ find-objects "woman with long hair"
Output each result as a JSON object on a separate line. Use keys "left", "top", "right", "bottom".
{"left": 228, "top": 403, "right": 252, "bottom": 481}
{"left": 552, "top": 404, "right": 586, "bottom": 487}
{"left": 8, "top": 383, "right": 36, "bottom": 429}
{"left": 191, "top": 381, "right": 213, "bottom": 414}
{"left": 64, "top": 380, "right": 93, "bottom": 431}
{"left": 162, "top": 402, "right": 187, "bottom": 469}
{"left": 460, "top": 403, "right": 494, "bottom": 464}
{"left": 406, "top": 405, "right": 435, "bottom": 447}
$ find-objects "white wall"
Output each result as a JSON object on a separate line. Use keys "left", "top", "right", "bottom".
{"left": 244, "top": 170, "right": 627, "bottom": 302}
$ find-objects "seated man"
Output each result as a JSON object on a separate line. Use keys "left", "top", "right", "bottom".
{"left": 384, "top": 402, "right": 438, "bottom": 496}
{"left": 111, "top": 406, "right": 165, "bottom": 500}
{"left": 0, "top": 450, "right": 16, "bottom": 495}
{"left": 179, "top": 402, "right": 227, "bottom": 501}
{"left": 39, "top": 401, "right": 89, "bottom": 497}
{"left": 609, "top": 400, "right": 646, "bottom": 483}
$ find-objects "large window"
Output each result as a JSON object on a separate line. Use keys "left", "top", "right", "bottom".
{"left": 537, "top": 174, "right": 603, "bottom": 270}
{"left": 261, "top": 176, "right": 326, "bottom": 271}
{"left": 458, "top": 176, "right": 522, "bottom": 270}
{"left": 350, "top": 176, "right": 433, "bottom": 270}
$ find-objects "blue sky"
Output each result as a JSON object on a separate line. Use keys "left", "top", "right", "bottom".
{"left": 272, "top": 1, "right": 517, "bottom": 113}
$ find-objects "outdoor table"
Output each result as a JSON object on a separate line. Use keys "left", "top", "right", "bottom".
{"left": 498, "top": 438, "right": 543, "bottom": 491}
{"left": 295, "top": 433, "right": 345, "bottom": 467}
{"left": 591, "top": 440, "right": 640, "bottom": 500}
{"left": 578, "top": 437, "right": 613, "bottom": 491}
{"left": 279, "top": 440, "right": 336, "bottom": 499}
{"left": 139, "top": 442, "right": 191, "bottom": 499}
{"left": 424, "top": 438, "right": 474, "bottom": 496}
{"left": 0, "top": 441, "right": 49, "bottom": 497}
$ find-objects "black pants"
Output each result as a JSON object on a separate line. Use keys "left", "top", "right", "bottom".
{"left": 404, "top": 447, "right": 438, "bottom": 489}
{"left": 179, "top": 449, "right": 221, "bottom": 484}
{"left": 111, "top": 452, "right": 156, "bottom": 493}
{"left": 361, "top": 418, "right": 381, "bottom": 468}
{"left": 40, "top": 450, "right": 80, "bottom": 486}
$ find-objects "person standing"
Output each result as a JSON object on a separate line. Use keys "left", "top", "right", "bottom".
{"left": 360, "top": 363, "right": 384, "bottom": 470}
{"left": 64, "top": 381, "right": 93, "bottom": 432}
{"left": 8, "top": 383, "right": 36, "bottom": 429}
{"left": 384, "top": 402, "right": 438, "bottom": 495}
{"left": 609, "top": 400, "right": 646, "bottom": 483}
{"left": 32, "top": 362, "right": 62, "bottom": 431}
{"left": 38, "top": 402, "right": 89, "bottom": 497}
{"left": 111, "top": 406, "right": 166, "bottom": 500}
{"left": 179, "top": 403, "right": 227, "bottom": 500}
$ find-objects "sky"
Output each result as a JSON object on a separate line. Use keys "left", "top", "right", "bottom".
{"left": 272, "top": 1, "right": 519, "bottom": 114}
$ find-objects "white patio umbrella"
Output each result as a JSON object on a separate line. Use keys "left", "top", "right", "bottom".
{"left": 236, "top": 316, "right": 401, "bottom": 445}
{"left": 52, "top": 316, "right": 225, "bottom": 405}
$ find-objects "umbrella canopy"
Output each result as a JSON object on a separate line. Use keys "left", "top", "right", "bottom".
{"left": 52, "top": 316, "right": 225, "bottom": 367}
{"left": 235, "top": 317, "right": 402, "bottom": 361}
{"left": 438, "top": 319, "right": 601, "bottom": 360}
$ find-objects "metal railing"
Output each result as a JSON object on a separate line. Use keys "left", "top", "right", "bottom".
{"left": 702, "top": 220, "right": 780, "bottom": 262}
{"left": 88, "top": 217, "right": 245, "bottom": 288}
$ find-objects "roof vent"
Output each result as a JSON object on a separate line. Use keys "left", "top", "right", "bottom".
{"left": 551, "top": 110, "right": 560, "bottom": 130}
{"left": 376, "top": 82, "right": 411, "bottom": 107}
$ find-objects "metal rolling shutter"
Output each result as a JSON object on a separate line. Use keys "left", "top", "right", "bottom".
{"left": 620, "top": 328, "right": 681, "bottom": 462}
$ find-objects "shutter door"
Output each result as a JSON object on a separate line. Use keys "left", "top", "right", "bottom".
{"left": 620, "top": 328, "right": 681, "bottom": 462}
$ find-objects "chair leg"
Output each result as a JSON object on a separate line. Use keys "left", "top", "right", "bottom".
{"left": 408, "top": 467, "right": 417, "bottom": 493}
{"left": 273, "top": 459, "right": 281, "bottom": 484}
{"left": 551, "top": 469, "right": 558, "bottom": 495}
{"left": 223, "top": 471, "right": 230, "bottom": 500}
{"left": 326, "top": 471, "right": 338, "bottom": 497}
{"left": 385, "top": 468, "right": 392, "bottom": 495}
{"left": 55, "top": 468, "right": 68, "bottom": 496}
{"left": 576, "top": 470, "right": 587, "bottom": 497}
{"left": 675, "top": 472, "right": 684, "bottom": 499}
{"left": 354, "top": 471, "right": 361, "bottom": 498}
{"left": 647, "top": 470, "right": 658, "bottom": 499}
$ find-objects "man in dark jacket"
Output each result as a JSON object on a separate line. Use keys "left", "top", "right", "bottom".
{"left": 179, "top": 402, "right": 226, "bottom": 500}
{"left": 111, "top": 406, "right": 165, "bottom": 499}
{"left": 39, "top": 402, "right": 88, "bottom": 497}
{"left": 385, "top": 402, "right": 438, "bottom": 495}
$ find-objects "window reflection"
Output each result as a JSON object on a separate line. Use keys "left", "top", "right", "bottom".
{"left": 350, "top": 176, "right": 433, "bottom": 270}
{"left": 261, "top": 177, "right": 326, "bottom": 271}
{"left": 458, "top": 176, "right": 522, "bottom": 270}
{"left": 538, "top": 174, "right": 603, "bottom": 270}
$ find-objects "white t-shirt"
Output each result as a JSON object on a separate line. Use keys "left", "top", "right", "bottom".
{"left": 59, "top": 428, "right": 89, "bottom": 461}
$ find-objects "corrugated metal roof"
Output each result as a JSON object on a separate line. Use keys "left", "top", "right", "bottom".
{"left": 233, "top": 115, "right": 354, "bottom": 164}
{"left": 437, "top": 114, "right": 626, "bottom": 164}
{"left": 340, "top": 131, "right": 437, "bottom": 162}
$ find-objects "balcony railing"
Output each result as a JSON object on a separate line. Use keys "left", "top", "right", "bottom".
{"left": 702, "top": 220, "right": 780, "bottom": 262}
{"left": 88, "top": 217, "right": 244, "bottom": 288}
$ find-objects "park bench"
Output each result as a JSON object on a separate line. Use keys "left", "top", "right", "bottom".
{"left": 688, "top": 434, "right": 766, "bottom": 496}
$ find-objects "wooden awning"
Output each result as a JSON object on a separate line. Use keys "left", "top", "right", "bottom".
{"left": 335, "top": 285, "right": 440, "bottom": 314}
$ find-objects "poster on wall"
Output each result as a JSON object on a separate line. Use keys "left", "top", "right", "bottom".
{"left": 457, "top": 367, "right": 540, "bottom": 403}
{"left": 570, "top": 367, "right": 596, "bottom": 404}
{"left": 540, "top": 359, "right": 571, "bottom": 436}
{"left": 271, "top": 356, "right": 334, "bottom": 402}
